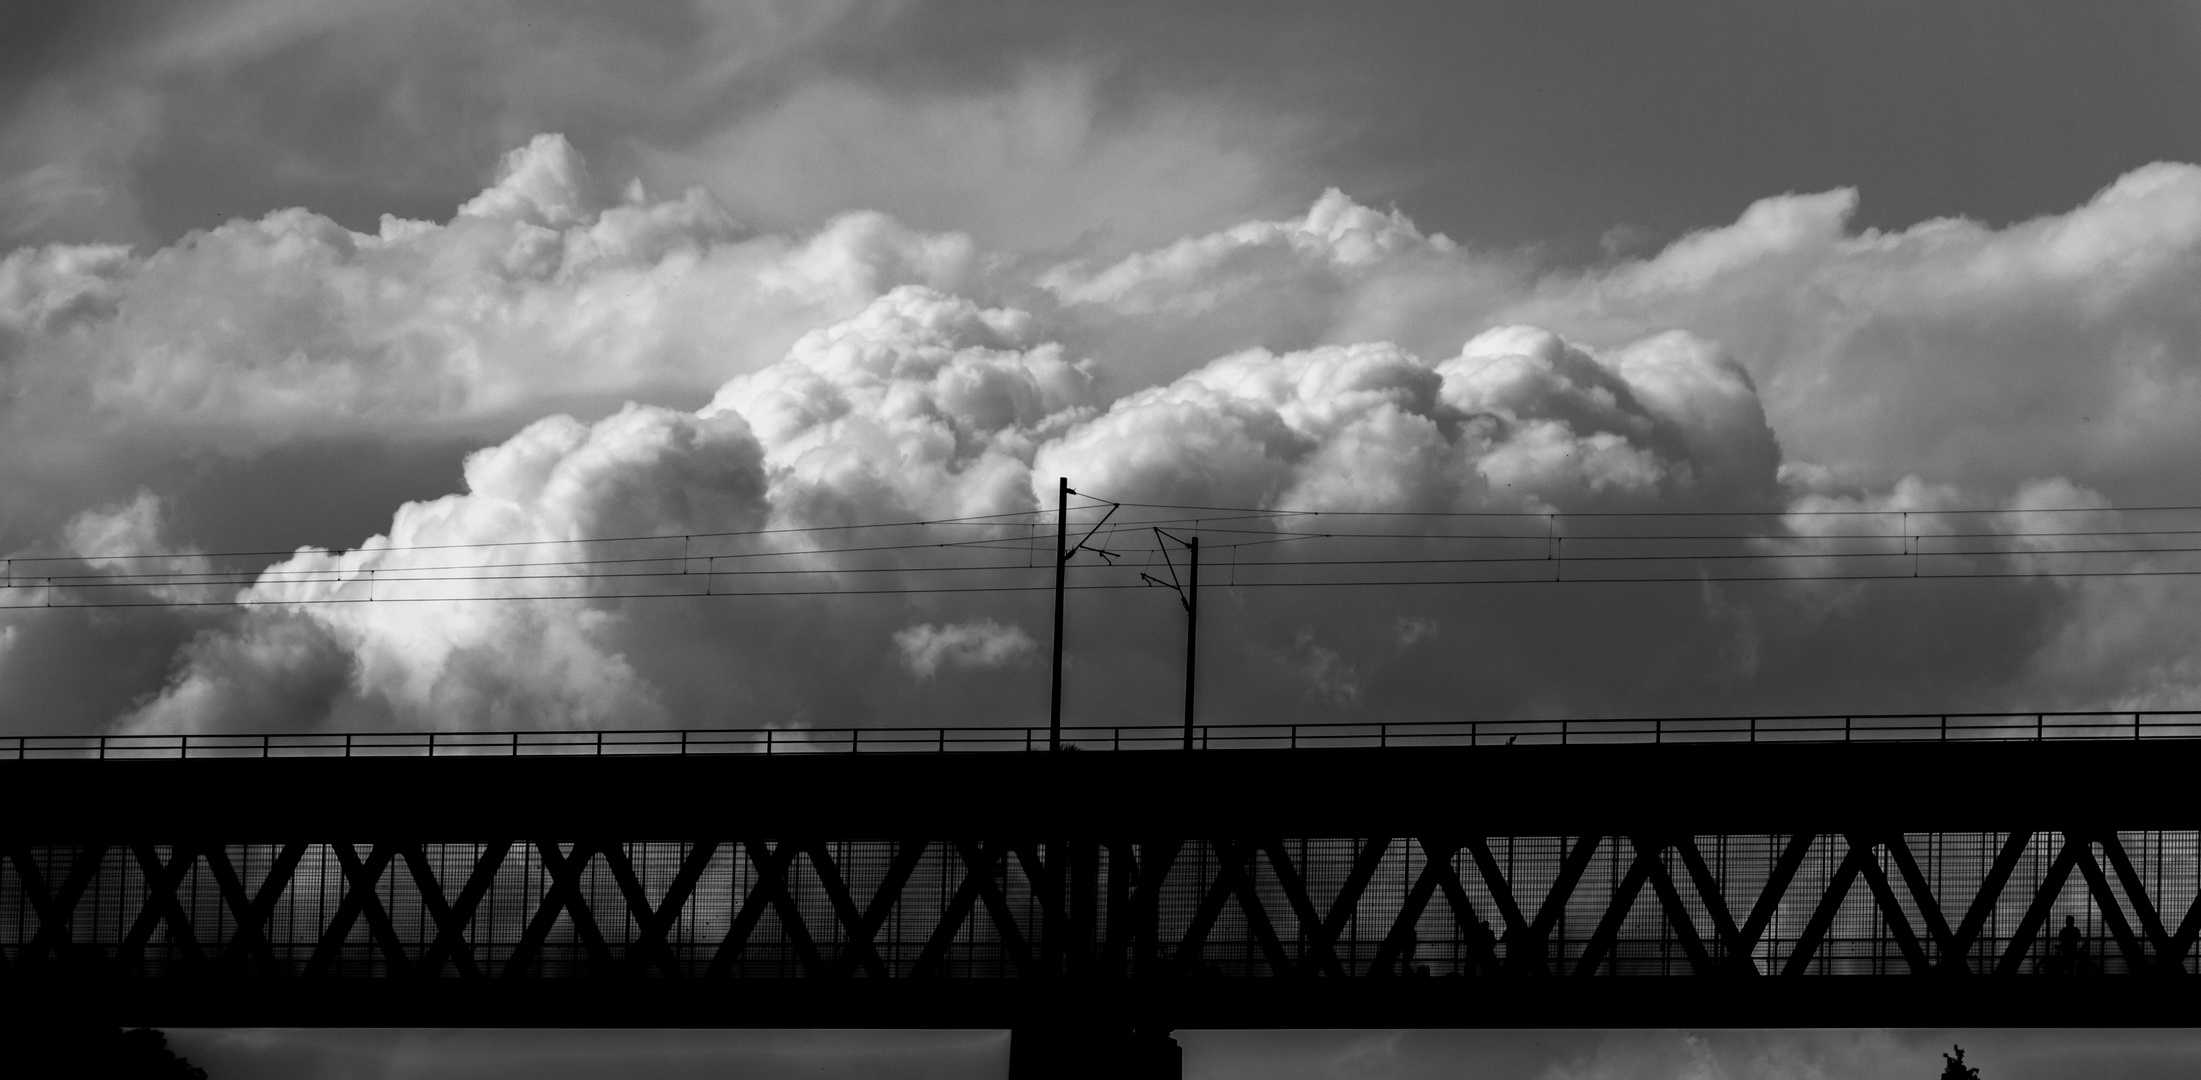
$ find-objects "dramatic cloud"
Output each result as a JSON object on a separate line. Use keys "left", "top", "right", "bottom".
{"left": 1067, "top": 164, "right": 2201, "bottom": 503}
{"left": 0, "top": 133, "right": 979, "bottom": 549}
{"left": 7, "top": 134, "right": 2201, "bottom": 737}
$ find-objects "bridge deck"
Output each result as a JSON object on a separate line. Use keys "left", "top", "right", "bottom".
{"left": 5, "top": 741, "right": 2199, "bottom": 1026}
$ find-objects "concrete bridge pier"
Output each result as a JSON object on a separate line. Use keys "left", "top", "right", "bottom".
{"left": 1011, "top": 1026, "right": 1180, "bottom": 1079}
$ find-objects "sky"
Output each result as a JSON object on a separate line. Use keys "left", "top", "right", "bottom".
{"left": 11, "top": 0, "right": 2201, "bottom": 1075}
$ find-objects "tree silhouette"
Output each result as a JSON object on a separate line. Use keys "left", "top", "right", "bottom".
{"left": 14, "top": 1025, "right": 208, "bottom": 1079}
{"left": 1940, "top": 1044, "right": 1981, "bottom": 1080}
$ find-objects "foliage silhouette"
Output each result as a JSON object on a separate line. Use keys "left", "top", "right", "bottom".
{"left": 1941, "top": 1044, "right": 1981, "bottom": 1080}
{"left": 11, "top": 1025, "right": 208, "bottom": 1079}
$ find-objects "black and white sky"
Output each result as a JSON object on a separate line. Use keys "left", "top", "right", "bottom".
{"left": 9, "top": 1, "right": 2201, "bottom": 1075}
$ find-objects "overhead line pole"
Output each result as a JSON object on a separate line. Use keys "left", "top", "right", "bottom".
{"left": 1183, "top": 535, "right": 1198, "bottom": 751}
{"left": 1050, "top": 477, "right": 1068, "bottom": 751}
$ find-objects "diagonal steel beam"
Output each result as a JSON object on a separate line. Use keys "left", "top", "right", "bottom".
{"left": 2098, "top": 833, "right": 2179, "bottom": 969}
{"left": 117, "top": 843, "right": 205, "bottom": 973}
{"left": 416, "top": 842, "right": 510, "bottom": 978}
{"left": 1422, "top": 842, "right": 1505, "bottom": 977}
{"left": 1850, "top": 836, "right": 1931, "bottom": 975}
{"left": 911, "top": 839, "right": 1010, "bottom": 979}
{"left": 706, "top": 840, "right": 805, "bottom": 977}
{"left": 1258, "top": 840, "right": 1326, "bottom": 976}
{"left": 1373, "top": 838, "right": 1457, "bottom": 978}
{"left": 1218, "top": 840, "right": 1295, "bottom": 976}
{"left": 204, "top": 843, "right": 306, "bottom": 978}
{"left": 1175, "top": 839, "right": 1256, "bottom": 974}
{"left": 818, "top": 840, "right": 927, "bottom": 980}
{"left": 599, "top": 841, "right": 719, "bottom": 978}
{"left": 1572, "top": 840, "right": 1659, "bottom": 976}
{"left": 2072, "top": 840, "right": 2151, "bottom": 973}
{"left": 960, "top": 839, "right": 1036, "bottom": 977}
{"left": 1949, "top": 831, "right": 2031, "bottom": 972}
{"left": 1994, "top": 832, "right": 2084, "bottom": 977}
{"left": 2168, "top": 856, "right": 2201, "bottom": 968}
{"left": 1737, "top": 833, "right": 1817, "bottom": 969}
{"left": 1781, "top": 842, "right": 1868, "bottom": 977}
{"left": 334, "top": 842, "right": 414, "bottom": 977}
{"left": 1012, "top": 842, "right": 1073, "bottom": 977}
{"left": 1883, "top": 835, "right": 1958, "bottom": 971}
{"left": 305, "top": 843, "right": 399, "bottom": 978}
{"left": 11, "top": 843, "right": 110, "bottom": 965}
{"left": 1255, "top": 839, "right": 1402, "bottom": 978}
{"left": 1672, "top": 837, "right": 1752, "bottom": 973}
{"left": 5, "top": 844, "right": 58, "bottom": 969}
{"left": 1518, "top": 835, "right": 1602, "bottom": 975}
{"left": 1461, "top": 837, "right": 1532, "bottom": 960}
{"left": 1123, "top": 840, "right": 1182, "bottom": 977}
{"left": 738, "top": 839, "right": 824, "bottom": 976}
{"left": 647, "top": 841, "right": 726, "bottom": 976}
{"left": 502, "top": 842, "right": 614, "bottom": 977}
{"left": 807, "top": 841, "right": 886, "bottom": 979}
{"left": 1635, "top": 837, "right": 1716, "bottom": 976}
{"left": 406, "top": 842, "right": 510, "bottom": 979}
{"left": 1321, "top": 837, "right": 1394, "bottom": 971}
{"left": 545, "top": 842, "right": 616, "bottom": 972}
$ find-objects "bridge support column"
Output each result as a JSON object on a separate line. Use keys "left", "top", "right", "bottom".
{"left": 1010, "top": 1026, "right": 1180, "bottom": 1080}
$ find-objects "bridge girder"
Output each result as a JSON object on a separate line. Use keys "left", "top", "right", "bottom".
{"left": 4, "top": 742, "right": 2199, "bottom": 1026}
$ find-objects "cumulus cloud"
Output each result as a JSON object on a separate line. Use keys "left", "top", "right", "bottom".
{"left": 1048, "top": 164, "right": 2201, "bottom": 508}
{"left": 0, "top": 133, "right": 988, "bottom": 565}
{"left": 894, "top": 620, "right": 1037, "bottom": 679}
{"left": 13, "top": 133, "right": 976, "bottom": 445}
{"left": 11, "top": 135, "right": 2201, "bottom": 737}
{"left": 122, "top": 401, "right": 770, "bottom": 733}
{"left": 707, "top": 285, "right": 1094, "bottom": 521}
{"left": 1035, "top": 323, "right": 1776, "bottom": 515}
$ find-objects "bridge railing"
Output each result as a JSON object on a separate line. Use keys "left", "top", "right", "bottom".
{"left": 6, "top": 710, "right": 2201, "bottom": 760}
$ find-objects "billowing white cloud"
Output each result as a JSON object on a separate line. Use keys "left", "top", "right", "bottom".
{"left": 123, "top": 401, "right": 771, "bottom": 733}
{"left": 0, "top": 133, "right": 986, "bottom": 564}
{"left": 24, "top": 133, "right": 978, "bottom": 442}
{"left": 10, "top": 136, "right": 2201, "bottom": 738}
{"left": 707, "top": 285, "right": 1094, "bottom": 521}
{"left": 1036, "top": 323, "right": 1776, "bottom": 514}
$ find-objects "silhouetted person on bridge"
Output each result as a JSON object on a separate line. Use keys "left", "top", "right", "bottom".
{"left": 1471, "top": 918, "right": 1500, "bottom": 975}
{"left": 2042, "top": 915, "right": 2094, "bottom": 975}
{"left": 1395, "top": 929, "right": 1431, "bottom": 976}
{"left": 1500, "top": 926, "right": 1546, "bottom": 974}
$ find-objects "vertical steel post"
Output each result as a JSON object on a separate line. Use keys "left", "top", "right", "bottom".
{"left": 1050, "top": 477, "right": 1068, "bottom": 752}
{"left": 1182, "top": 535, "right": 1198, "bottom": 751}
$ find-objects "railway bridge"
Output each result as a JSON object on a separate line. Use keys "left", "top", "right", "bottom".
{"left": 5, "top": 713, "right": 2201, "bottom": 1077}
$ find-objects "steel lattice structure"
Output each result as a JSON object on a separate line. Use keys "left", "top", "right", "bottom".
{"left": 4, "top": 740, "right": 2199, "bottom": 1027}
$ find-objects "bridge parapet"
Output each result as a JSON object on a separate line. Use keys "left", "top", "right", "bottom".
{"left": 7, "top": 711, "right": 2201, "bottom": 760}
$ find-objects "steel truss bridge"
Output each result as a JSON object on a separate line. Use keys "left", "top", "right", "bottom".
{"left": 6, "top": 724, "right": 2201, "bottom": 1075}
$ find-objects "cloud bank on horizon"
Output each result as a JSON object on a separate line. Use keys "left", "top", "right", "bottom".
{"left": 7, "top": 129, "right": 2201, "bottom": 736}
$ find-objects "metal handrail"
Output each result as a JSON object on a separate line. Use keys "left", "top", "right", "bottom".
{"left": 3, "top": 710, "right": 2199, "bottom": 760}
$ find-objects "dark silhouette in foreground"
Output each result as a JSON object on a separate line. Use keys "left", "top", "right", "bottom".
{"left": 2042, "top": 915, "right": 2097, "bottom": 975}
{"left": 1940, "top": 1043, "right": 1980, "bottom": 1079}
{"left": 12, "top": 1025, "right": 208, "bottom": 1079}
